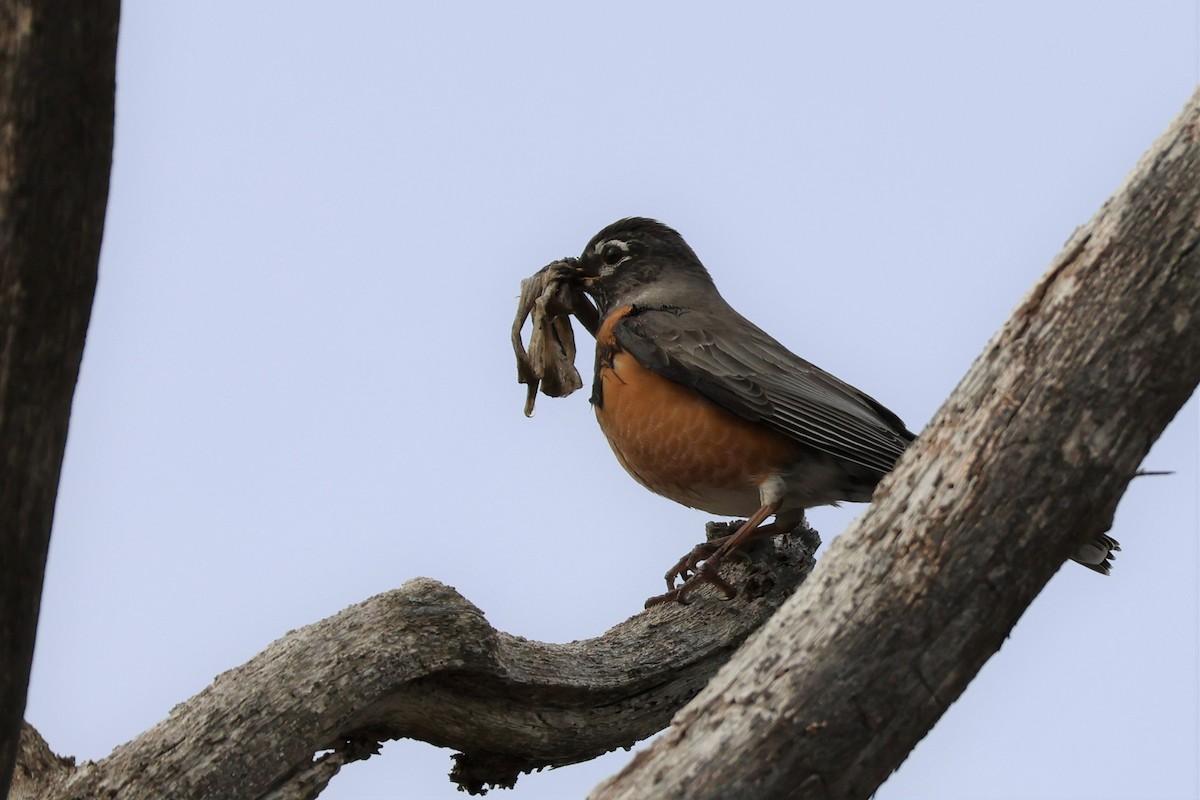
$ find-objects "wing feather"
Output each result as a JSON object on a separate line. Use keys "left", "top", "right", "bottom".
{"left": 614, "top": 306, "right": 914, "bottom": 475}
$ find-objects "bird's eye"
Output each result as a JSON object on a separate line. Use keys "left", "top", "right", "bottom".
{"left": 600, "top": 242, "right": 628, "bottom": 266}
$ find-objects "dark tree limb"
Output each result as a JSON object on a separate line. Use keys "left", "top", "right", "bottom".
{"left": 589, "top": 87, "right": 1200, "bottom": 800}
{"left": 16, "top": 530, "right": 817, "bottom": 799}
{"left": 0, "top": 2, "right": 119, "bottom": 796}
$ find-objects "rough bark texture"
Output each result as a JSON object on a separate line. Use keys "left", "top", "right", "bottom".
{"left": 589, "top": 88, "right": 1200, "bottom": 800}
{"left": 0, "top": 3, "right": 119, "bottom": 796}
{"left": 17, "top": 531, "right": 818, "bottom": 799}
{"left": 9, "top": 723, "right": 74, "bottom": 800}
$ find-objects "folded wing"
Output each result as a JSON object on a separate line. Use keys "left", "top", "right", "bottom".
{"left": 613, "top": 306, "right": 915, "bottom": 477}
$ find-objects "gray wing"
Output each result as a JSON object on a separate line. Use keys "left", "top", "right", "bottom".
{"left": 614, "top": 306, "right": 915, "bottom": 476}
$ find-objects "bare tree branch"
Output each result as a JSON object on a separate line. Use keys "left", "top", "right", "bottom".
{"left": 590, "top": 86, "right": 1200, "bottom": 800}
{"left": 0, "top": 2, "right": 119, "bottom": 795}
{"left": 18, "top": 531, "right": 817, "bottom": 799}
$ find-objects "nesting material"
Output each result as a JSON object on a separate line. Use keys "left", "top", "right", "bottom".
{"left": 511, "top": 258, "right": 598, "bottom": 416}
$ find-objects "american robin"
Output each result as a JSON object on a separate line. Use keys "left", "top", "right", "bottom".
{"left": 569, "top": 217, "right": 1119, "bottom": 605}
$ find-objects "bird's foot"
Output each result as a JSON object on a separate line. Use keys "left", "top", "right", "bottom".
{"left": 659, "top": 540, "right": 721, "bottom": 592}
{"left": 644, "top": 561, "right": 737, "bottom": 608}
{"left": 644, "top": 517, "right": 785, "bottom": 607}
{"left": 654, "top": 533, "right": 757, "bottom": 593}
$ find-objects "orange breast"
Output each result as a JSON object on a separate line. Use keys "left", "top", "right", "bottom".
{"left": 593, "top": 308, "right": 800, "bottom": 514}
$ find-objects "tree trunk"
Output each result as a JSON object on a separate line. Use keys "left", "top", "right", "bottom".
{"left": 0, "top": 3, "right": 119, "bottom": 796}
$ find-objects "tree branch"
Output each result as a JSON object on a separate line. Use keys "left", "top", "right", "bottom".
{"left": 590, "top": 87, "right": 1200, "bottom": 800}
{"left": 0, "top": 2, "right": 119, "bottom": 795}
{"left": 20, "top": 528, "right": 818, "bottom": 799}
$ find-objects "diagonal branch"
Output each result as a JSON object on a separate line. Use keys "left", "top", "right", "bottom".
{"left": 590, "top": 87, "right": 1200, "bottom": 800}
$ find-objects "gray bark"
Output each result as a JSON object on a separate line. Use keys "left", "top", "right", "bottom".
{"left": 0, "top": 2, "right": 119, "bottom": 796}
{"left": 590, "top": 86, "right": 1200, "bottom": 800}
{"left": 14, "top": 535, "right": 818, "bottom": 799}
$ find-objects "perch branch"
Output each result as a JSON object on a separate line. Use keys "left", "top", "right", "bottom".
{"left": 21, "top": 527, "right": 818, "bottom": 799}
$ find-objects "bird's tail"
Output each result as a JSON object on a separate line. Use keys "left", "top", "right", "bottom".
{"left": 1071, "top": 533, "right": 1121, "bottom": 575}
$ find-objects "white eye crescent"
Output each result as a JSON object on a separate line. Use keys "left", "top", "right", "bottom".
{"left": 595, "top": 239, "right": 632, "bottom": 274}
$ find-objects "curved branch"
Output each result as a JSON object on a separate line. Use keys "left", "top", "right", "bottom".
{"left": 27, "top": 526, "right": 818, "bottom": 799}
{"left": 590, "top": 88, "right": 1200, "bottom": 800}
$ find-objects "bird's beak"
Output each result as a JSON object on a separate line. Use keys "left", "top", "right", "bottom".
{"left": 573, "top": 256, "right": 600, "bottom": 284}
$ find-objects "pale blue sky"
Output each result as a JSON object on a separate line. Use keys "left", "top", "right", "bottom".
{"left": 27, "top": 3, "right": 1198, "bottom": 798}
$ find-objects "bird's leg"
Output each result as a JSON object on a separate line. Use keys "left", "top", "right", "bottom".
{"left": 692, "top": 502, "right": 780, "bottom": 586}
{"left": 645, "top": 500, "right": 781, "bottom": 608}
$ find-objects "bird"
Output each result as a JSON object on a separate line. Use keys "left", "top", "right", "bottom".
{"left": 569, "top": 217, "right": 1119, "bottom": 605}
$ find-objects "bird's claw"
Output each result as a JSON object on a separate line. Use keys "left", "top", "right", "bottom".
{"left": 661, "top": 540, "right": 722, "bottom": 591}
{"left": 644, "top": 562, "right": 737, "bottom": 608}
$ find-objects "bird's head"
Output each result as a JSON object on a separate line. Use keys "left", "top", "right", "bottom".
{"left": 574, "top": 217, "right": 716, "bottom": 316}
